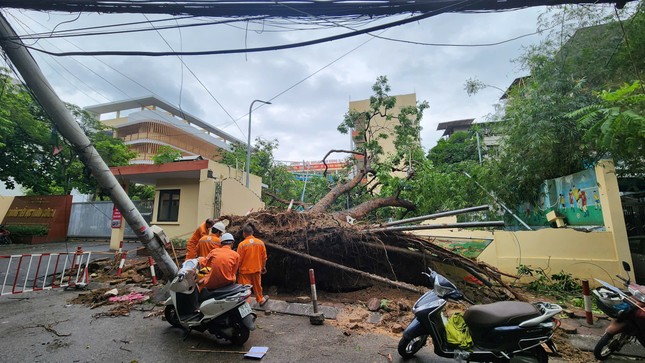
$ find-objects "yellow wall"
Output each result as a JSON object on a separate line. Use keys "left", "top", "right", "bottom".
{"left": 0, "top": 196, "right": 15, "bottom": 222}
{"left": 145, "top": 160, "right": 264, "bottom": 242}
{"left": 221, "top": 179, "right": 265, "bottom": 216}
{"left": 151, "top": 179, "right": 201, "bottom": 241}
{"left": 208, "top": 160, "right": 262, "bottom": 197}
{"left": 482, "top": 230, "right": 626, "bottom": 287}
{"left": 413, "top": 160, "right": 634, "bottom": 287}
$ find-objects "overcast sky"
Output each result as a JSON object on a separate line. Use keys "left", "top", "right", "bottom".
{"left": 2, "top": 7, "right": 551, "bottom": 163}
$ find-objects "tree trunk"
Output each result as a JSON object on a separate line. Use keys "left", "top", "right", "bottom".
{"left": 307, "top": 171, "right": 366, "bottom": 213}
{"left": 333, "top": 195, "right": 416, "bottom": 220}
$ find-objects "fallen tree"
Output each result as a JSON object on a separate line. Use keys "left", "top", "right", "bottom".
{"left": 222, "top": 211, "right": 523, "bottom": 303}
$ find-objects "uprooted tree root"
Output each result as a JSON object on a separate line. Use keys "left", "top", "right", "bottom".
{"left": 221, "top": 211, "right": 524, "bottom": 303}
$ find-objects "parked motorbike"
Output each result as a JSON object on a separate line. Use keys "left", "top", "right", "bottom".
{"left": 0, "top": 225, "right": 11, "bottom": 245}
{"left": 164, "top": 259, "right": 256, "bottom": 345}
{"left": 592, "top": 261, "right": 645, "bottom": 360}
{"left": 398, "top": 268, "right": 562, "bottom": 362}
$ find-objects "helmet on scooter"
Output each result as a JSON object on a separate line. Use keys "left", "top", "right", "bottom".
{"left": 220, "top": 233, "right": 235, "bottom": 245}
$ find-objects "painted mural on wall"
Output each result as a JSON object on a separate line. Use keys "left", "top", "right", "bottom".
{"left": 517, "top": 168, "right": 605, "bottom": 227}
{"left": 433, "top": 237, "right": 492, "bottom": 259}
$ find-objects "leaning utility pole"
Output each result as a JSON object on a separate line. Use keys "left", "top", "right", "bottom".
{"left": 0, "top": 14, "right": 178, "bottom": 277}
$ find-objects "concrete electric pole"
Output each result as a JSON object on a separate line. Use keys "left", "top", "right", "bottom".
{"left": 0, "top": 14, "right": 178, "bottom": 277}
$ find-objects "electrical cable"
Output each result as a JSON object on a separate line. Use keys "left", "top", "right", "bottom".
{"left": 9, "top": 2, "right": 483, "bottom": 57}
{"left": 8, "top": 15, "right": 111, "bottom": 104}
{"left": 10, "top": 13, "right": 134, "bottom": 99}
{"left": 142, "top": 14, "right": 241, "bottom": 130}
{"left": 228, "top": 28, "right": 386, "bottom": 124}
{"left": 13, "top": 15, "right": 271, "bottom": 41}
{"left": 9, "top": 14, "right": 198, "bottom": 40}
{"left": 280, "top": 0, "right": 540, "bottom": 47}
{"left": 217, "top": 0, "right": 480, "bottom": 126}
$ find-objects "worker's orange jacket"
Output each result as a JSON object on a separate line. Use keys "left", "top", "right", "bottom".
{"left": 196, "top": 234, "right": 222, "bottom": 258}
{"left": 198, "top": 246, "right": 240, "bottom": 290}
{"left": 237, "top": 235, "right": 267, "bottom": 274}
{"left": 186, "top": 222, "right": 210, "bottom": 260}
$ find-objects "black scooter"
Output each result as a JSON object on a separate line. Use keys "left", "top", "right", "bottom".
{"left": 398, "top": 268, "right": 562, "bottom": 362}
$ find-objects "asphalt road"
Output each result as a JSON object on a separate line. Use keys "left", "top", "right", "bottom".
{"left": 0, "top": 288, "right": 450, "bottom": 363}
{"left": 1, "top": 242, "right": 643, "bottom": 362}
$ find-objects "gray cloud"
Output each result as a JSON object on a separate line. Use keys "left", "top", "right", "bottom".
{"left": 4, "top": 7, "right": 547, "bottom": 162}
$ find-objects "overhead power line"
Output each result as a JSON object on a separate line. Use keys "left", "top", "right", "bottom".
{"left": 8, "top": 4, "right": 474, "bottom": 57}
{"left": 0, "top": 0, "right": 627, "bottom": 17}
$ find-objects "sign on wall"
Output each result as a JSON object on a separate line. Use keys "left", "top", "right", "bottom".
{"left": 1, "top": 195, "right": 73, "bottom": 243}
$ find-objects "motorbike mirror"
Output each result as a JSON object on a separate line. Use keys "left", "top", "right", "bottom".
{"left": 622, "top": 261, "right": 631, "bottom": 272}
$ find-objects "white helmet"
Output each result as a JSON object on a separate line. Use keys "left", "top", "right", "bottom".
{"left": 221, "top": 233, "right": 235, "bottom": 244}
{"left": 211, "top": 221, "right": 226, "bottom": 233}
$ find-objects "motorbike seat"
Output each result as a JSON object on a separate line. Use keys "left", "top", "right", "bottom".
{"left": 464, "top": 301, "right": 540, "bottom": 329}
{"left": 199, "top": 284, "right": 247, "bottom": 302}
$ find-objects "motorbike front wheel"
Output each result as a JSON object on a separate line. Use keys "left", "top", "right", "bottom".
{"left": 164, "top": 305, "right": 182, "bottom": 328}
{"left": 594, "top": 332, "right": 631, "bottom": 360}
{"left": 397, "top": 335, "right": 427, "bottom": 359}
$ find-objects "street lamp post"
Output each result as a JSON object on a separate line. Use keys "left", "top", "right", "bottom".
{"left": 246, "top": 99, "right": 271, "bottom": 188}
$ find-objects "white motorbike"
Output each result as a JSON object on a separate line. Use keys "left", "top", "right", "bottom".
{"left": 164, "top": 259, "right": 256, "bottom": 345}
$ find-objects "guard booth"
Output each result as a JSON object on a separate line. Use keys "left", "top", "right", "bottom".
{"left": 108, "top": 159, "right": 264, "bottom": 250}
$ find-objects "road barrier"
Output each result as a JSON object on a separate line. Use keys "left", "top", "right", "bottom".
{"left": 1, "top": 247, "right": 92, "bottom": 296}
{"left": 148, "top": 256, "right": 157, "bottom": 285}
{"left": 116, "top": 251, "right": 127, "bottom": 277}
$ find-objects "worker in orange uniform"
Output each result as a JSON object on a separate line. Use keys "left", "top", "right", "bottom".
{"left": 185, "top": 218, "right": 214, "bottom": 260}
{"left": 198, "top": 233, "right": 240, "bottom": 292}
{"left": 237, "top": 224, "right": 268, "bottom": 306}
{"left": 195, "top": 221, "right": 226, "bottom": 258}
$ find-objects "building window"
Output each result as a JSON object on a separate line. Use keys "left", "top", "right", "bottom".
{"left": 157, "top": 189, "right": 180, "bottom": 222}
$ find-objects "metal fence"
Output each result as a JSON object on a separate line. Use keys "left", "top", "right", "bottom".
{"left": 67, "top": 201, "right": 153, "bottom": 239}
{"left": 1, "top": 248, "right": 92, "bottom": 296}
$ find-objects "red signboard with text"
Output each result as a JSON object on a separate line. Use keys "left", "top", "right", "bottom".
{"left": 111, "top": 205, "right": 123, "bottom": 228}
{"left": 1, "top": 195, "right": 72, "bottom": 243}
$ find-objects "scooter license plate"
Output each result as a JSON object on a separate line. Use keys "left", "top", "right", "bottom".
{"left": 238, "top": 303, "right": 252, "bottom": 318}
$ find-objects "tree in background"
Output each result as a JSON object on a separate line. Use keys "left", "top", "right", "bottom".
{"left": 427, "top": 131, "right": 480, "bottom": 169}
{"left": 0, "top": 68, "right": 136, "bottom": 197}
{"left": 221, "top": 137, "right": 306, "bottom": 207}
{"left": 568, "top": 81, "right": 644, "bottom": 175}
{"left": 151, "top": 145, "right": 181, "bottom": 165}
{"left": 465, "top": 3, "right": 643, "bottom": 206}
{"left": 309, "top": 76, "right": 429, "bottom": 220}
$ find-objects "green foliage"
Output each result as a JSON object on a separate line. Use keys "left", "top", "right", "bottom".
{"left": 5, "top": 224, "right": 49, "bottom": 236}
{"left": 220, "top": 138, "right": 309, "bottom": 207}
{"left": 379, "top": 299, "right": 393, "bottom": 312}
{"left": 334, "top": 76, "right": 433, "bottom": 218}
{"left": 170, "top": 238, "right": 187, "bottom": 249}
{"left": 466, "top": 4, "right": 644, "bottom": 206}
{"left": 516, "top": 264, "right": 582, "bottom": 298}
{"left": 128, "top": 183, "right": 155, "bottom": 201}
{"left": 568, "top": 81, "right": 645, "bottom": 175}
{"left": 152, "top": 145, "right": 181, "bottom": 164}
{"left": 0, "top": 69, "right": 137, "bottom": 197}
{"left": 569, "top": 296, "right": 604, "bottom": 315}
{"left": 427, "top": 131, "right": 480, "bottom": 168}
{"left": 485, "top": 69, "right": 596, "bottom": 204}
